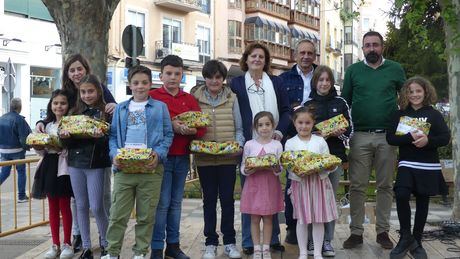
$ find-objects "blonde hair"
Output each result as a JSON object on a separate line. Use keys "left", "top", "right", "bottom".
{"left": 399, "top": 76, "right": 437, "bottom": 110}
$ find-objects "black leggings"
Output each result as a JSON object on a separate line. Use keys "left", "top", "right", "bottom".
{"left": 394, "top": 187, "right": 430, "bottom": 243}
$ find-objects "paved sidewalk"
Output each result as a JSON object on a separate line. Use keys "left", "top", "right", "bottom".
{"left": 4, "top": 198, "right": 455, "bottom": 259}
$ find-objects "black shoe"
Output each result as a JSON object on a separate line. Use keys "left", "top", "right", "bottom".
{"left": 390, "top": 230, "right": 418, "bottom": 259}
{"left": 410, "top": 244, "right": 428, "bottom": 259}
{"left": 79, "top": 249, "right": 93, "bottom": 259}
{"left": 343, "top": 234, "right": 363, "bottom": 249}
{"left": 285, "top": 229, "right": 298, "bottom": 245}
{"left": 242, "top": 247, "right": 254, "bottom": 255}
{"left": 150, "top": 249, "right": 163, "bottom": 259}
{"left": 270, "top": 243, "right": 285, "bottom": 252}
{"left": 100, "top": 246, "right": 108, "bottom": 256}
{"left": 72, "top": 234, "right": 82, "bottom": 253}
{"left": 165, "top": 243, "right": 190, "bottom": 259}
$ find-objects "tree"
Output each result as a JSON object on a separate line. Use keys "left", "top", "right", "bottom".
{"left": 41, "top": 0, "right": 121, "bottom": 83}
{"left": 384, "top": 3, "right": 448, "bottom": 99}
{"left": 394, "top": 0, "right": 460, "bottom": 220}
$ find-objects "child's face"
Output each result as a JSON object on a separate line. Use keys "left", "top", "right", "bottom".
{"left": 294, "top": 112, "right": 314, "bottom": 138}
{"left": 160, "top": 65, "right": 183, "bottom": 92}
{"left": 79, "top": 83, "right": 99, "bottom": 106}
{"left": 205, "top": 73, "right": 224, "bottom": 94}
{"left": 51, "top": 94, "right": 69, "bottom": 118}
{"left": 256, "top": 116, "right": 274, "bottom": 138}
{"left": 408, "top": 82, "right": 425, "bottom": 109}
{"left": 316, "top": 72, "right": 332, "bottom": 96}
{"left": 129, "top": 72, "right": 152, "bottom": 101}
{"left": 68, "top": 61, "right": 87, "bottom": 85}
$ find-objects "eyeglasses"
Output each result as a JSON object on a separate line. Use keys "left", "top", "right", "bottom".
{"left": 247, "top": 83, "right": 265, "bottom": 95}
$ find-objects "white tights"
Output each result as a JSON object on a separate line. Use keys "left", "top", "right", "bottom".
{"left": 297, "top": 223, "right": 325, "bottom": 257}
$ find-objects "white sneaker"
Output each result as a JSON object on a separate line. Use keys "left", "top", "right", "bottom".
{"left": 101, "top": 255, "right": 118, "bottom": 259}
{"left": 59, "top": 243, "right": 74, "bottom": 259}
{"left": 44, "top": 244, "right": 60, "bottom": 259}
{"left": 133, "top": 254, "right": 145, "bottom": 259}
{"left": 224, "top": 244, "right": 241, "bottom": 258}
{"left": 262, "top": 248, "right": 271, "bottom": 259}
{"left": 202, "top": 245, "right": 217, "bottom": 259}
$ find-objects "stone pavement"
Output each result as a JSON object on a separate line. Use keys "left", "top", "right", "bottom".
{"left": 3, "top": 198, "right": 456, "bottom": 259}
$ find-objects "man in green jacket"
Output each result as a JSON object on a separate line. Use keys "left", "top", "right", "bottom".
{"left": 341, "top": 31, "right": 406, "bottom": 250}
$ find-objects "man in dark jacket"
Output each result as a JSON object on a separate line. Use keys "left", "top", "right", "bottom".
{"left": 280, "top": 39, "right": 318, "bottom": 108}
{"left": 0, "top": 98, "right": 31, "bottom": 202}
{"left": 279, "top": 39, "right": 318, "bottom": 245}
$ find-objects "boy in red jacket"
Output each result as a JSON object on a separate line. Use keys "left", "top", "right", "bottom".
{"left": 149, "top": 55, "right": 206, "bottom": 259}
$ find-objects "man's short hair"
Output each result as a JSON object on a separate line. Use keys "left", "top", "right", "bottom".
{"left": 362, "top": 31, "right": 384, "bottom": 45}
{"left": 10, "top": 98, "right": 22, "bottom": 112}
{"left": 160, "top": 55, "right": 184, "bottom": 72}
{"left": 294, "top": 39, "right": 317, "bottom": 55}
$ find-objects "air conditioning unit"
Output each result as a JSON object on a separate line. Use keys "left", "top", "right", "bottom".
{"left": 156, "top": 48, "right": 171, "bottom": 59}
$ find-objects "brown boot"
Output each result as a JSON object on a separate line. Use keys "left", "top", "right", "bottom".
{"left": 343, "top": 234, "right": 363, "bottom": 249}
{"left": 377, "top": 232, "right": 394, "bottom": 249}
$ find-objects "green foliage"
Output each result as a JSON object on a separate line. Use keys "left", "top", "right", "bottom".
{"left": 385, "top": 0, "right": 449, "bottom": 99}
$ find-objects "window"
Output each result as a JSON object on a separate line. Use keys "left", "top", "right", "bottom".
{"left": 196, "top": 26, "right": 211, "bottom": 64}
{"left": 344, "top": 54, "right": 353, "bottom": 70}
{"left": 30, "top": 67, "right": 61, "bottom": 98}
{"left": 127, "top": 10, "right": 146, "bottom": 56}
{"left": 363, "top": 18, "right": 370, "bottom": 32}
{"left": 344, "top": 26, "right": 352, "bottom": 44}
{"left": 200, "top": 0, "right": 210, "bottom": 14}
{"left": 228, "top": 0, "right": 242, "bottom": 9}
{"left": 163, "top": 18, "right": 182, "bottom": 50}
{"left": 228, "top": 20, "right": 242, "bottom": 53}
{"left": 5, "top": 0, "right": 53, "bottom": 21}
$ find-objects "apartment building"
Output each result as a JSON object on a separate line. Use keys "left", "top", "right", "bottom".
{"left": 107, "top": 0, "right": 214, "bottom": 101}
{"left": 320, "top": 0, "right": 343, "bottom": 85}
{"left": 342, "top": 0, "right": 361, "bottom": 70}
{"left": 213, "top": 0, "right": 321, "bottom": 77}
{"left": 0, "top": 0, "right": 62, "bottom": 124}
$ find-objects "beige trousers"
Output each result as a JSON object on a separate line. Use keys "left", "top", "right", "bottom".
{"left": 348, "top": 132, "right": 396, "bottom": 235}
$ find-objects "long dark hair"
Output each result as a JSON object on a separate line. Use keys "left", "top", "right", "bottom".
{"left": 62, "top": 54, "right": 91, "bottom": 97}
{"left": 43, "top": 89, "right": 71, "bottom": 124}
{"left": 70, "top": 74, "right": 107, "bottom": 121}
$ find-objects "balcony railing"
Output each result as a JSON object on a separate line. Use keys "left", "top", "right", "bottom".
{"left": 154, "top": 0, "right": 202, "bottom": 12}
{"left": 289, "top": 10, "right": 320, "bottom": 30}
{"left": 229, "top": 0, "right": 242, "bottom": 9}
{"left": 334, "top": 41, "right": 342, "bottom": 55}
{"left": 155, "top": 40, "right": 204, "bottom": 65}
{"left": 245, "top": 39, "right": 291, "bottom": 61}
{"left": 245, "top": 0, "right": 290, "bottom": 20}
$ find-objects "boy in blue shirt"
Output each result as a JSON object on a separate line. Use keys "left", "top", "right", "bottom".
{"left": 103, "top": 65, "right": 174, "bottom": 259}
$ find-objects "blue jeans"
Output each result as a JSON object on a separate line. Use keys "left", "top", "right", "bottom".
{"left": 198, "top": 165, "right": 237, "bottom": 246}
{"left": 151, "top": 155, "right": 190, "bottom": 249}
{"left": 240, "top": 172, "right": 281, "bottom": 248}
{"left": 0, "top": 151, "right": 27, "bottom": 199}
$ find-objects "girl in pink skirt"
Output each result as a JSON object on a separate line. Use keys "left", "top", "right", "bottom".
{"left": 285, "top": 106, "right": 338, "bottom": 259}
{"left": 240, "top": 111, "right": 284, "bottom": 259}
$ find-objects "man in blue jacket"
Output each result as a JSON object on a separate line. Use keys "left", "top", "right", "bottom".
{"left": 279, "top": 39, "right": 318, "bottom": 245}
{"left": 280, "top": 39, "right": 318, "bottom": 108}
{"left": 0, "top": 98, "right": 31, "bottom": 202}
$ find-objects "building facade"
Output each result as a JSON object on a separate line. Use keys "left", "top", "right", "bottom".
{"left": 320, "top": 0, "right": 343, "bottom": 85}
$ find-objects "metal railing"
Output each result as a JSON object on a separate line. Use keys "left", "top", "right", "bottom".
{"left": 0, "top": 156, "right": 48, "bottom": 237}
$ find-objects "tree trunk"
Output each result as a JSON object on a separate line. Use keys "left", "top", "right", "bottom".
{"left": 439, "top": 0, "right": 460, "bottom": 220}
{"left": 41, "top": 0, "right": 120, "bottom": 83}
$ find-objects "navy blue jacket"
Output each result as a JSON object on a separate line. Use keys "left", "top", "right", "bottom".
{"left": 304, "top": 87, "right": 353, "bottom": 162}
{"left": 279, "top": 64, "right": 317, "bottom": 107}
{"left": 229, "top": 75, "right": 291, "bottom": 142}
{"left": 0, "top": 111, "right": 31, "bottom": 150}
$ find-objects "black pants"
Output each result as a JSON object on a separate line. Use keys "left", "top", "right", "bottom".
{"left": 198, "top": 164, "right": 237, "bottom": 246}
{"left": 284, "top": 175, "right": 297, "bottom": 230}
{"left": 394, "top": 187, "right": 430, "bottom": 243}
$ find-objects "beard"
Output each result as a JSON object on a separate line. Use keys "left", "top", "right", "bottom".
{"left": 365, "top": 51, "right": 381, "bottom": 64}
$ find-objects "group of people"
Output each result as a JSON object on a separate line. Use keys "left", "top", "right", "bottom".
{"left": 0, "top": 30, "right": 450, "bottom": 259}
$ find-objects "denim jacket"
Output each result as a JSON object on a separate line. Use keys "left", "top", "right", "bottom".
{"left": 109, "top": 97, "right": 174, "bottom": 165}
{"left": 0, "top": 111, "right": 31, "bottom": 150}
